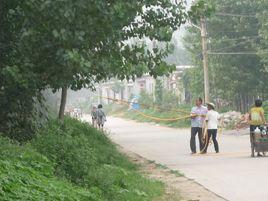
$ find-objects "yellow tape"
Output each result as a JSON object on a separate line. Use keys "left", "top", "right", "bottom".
{"left": 133, "top": 109, "right": 191, "bottom": 122}
{"left": 99, "top": 96, "right": 189, "bottom": 114}
{"left": 98, "top": 95, "right": 224, "bottom": 155}
{"left": 98, "top": 95, "right": 193, "bottom": 122}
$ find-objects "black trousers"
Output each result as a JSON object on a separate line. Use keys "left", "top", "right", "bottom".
{"left": 204, "top": 129, "right": 219, "bottom": 153}
{"left": 190, "top": 127, "right": 203, "bottom": 153}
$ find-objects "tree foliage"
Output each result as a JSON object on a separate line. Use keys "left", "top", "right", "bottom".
{"left": 1, "top": 0, "right": 194, "bottom": 140}
{"left": 183, "top": 0, "right": 268, "bottom": 112}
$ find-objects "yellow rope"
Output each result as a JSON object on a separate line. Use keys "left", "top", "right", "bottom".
{"left": 133, "top": 109, "right": 191, "bottom": 122}
{"left": 99, "top": 95, "right": 192, "bottom": 122}
{"left": 99, "top": 96, "right": 189, "bottom": 114}
{"left": 98, "top": 95, "right": 224, "bottom": 155}
{"left": 198, "top": 119, "right": 223, "bottom": 154}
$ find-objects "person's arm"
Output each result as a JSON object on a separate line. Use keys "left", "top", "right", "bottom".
{"left": 248, "top": 109, "right": 252, "bottom": 123}
{"left": 260, "top": 108, "right": 265, "bottom": 124}
{"left": 190, "top": 107, "right": 197, "bottom": 119}
{"left": 102, "top": 110, "right": 107, "bottom": 121}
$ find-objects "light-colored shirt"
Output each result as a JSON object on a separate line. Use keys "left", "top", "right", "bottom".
{"left": 206, "top": 110, "right": 220, "bottom": 129}
{"left": 191, "top": 105, "right": 207, "bottom": 127}
{"left": 249, "top": 107, "right": 264, "bottom": 126}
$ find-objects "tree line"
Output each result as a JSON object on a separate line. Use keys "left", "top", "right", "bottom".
{"left": 1, "top": 0, "right": 207, "bottom": 141}
{"left": 182, "top": 0, "right": 268, "bottom": 113}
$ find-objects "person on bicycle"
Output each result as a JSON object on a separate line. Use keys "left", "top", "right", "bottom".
{"left": 249, "top": 99, "right": 266, "bottom": 157}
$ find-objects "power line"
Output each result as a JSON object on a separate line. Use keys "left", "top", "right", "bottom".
{"left": 215, "top": 12, "right": 257, "bottom": 18}
{"left": 209, "top": 30, "right": 258, "bottom": 36}
{"left": 209, "top": 37, "right": 260, "bottom": 53}
{"left": 208, "top": 51, "right": 268, "bottom": 55}
{"left": 209, "top": 35, "right": 260, "bottom": 42}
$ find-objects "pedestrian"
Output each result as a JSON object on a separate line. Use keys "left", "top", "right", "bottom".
{"left": 249, "top": 99, "right": 266, "bottom": 157}
{"left": 190, "top": 97, "right": 208, "bottom": 154}
{"left": 201, "top": 102, "right": 221, "bottom": 154}
{"left": 96, "top": 104, "right": 106, "bottom": 130}
{"left": 91, "top": 106, "right": 97, "bottom": 127}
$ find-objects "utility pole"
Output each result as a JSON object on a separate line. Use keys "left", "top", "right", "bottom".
{"left": 200, "top": 17, "right": 210, "bottom": 103}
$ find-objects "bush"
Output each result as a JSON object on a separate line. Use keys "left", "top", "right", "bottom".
{"left": 139, "top": 91, "right": 154, "bottom": 109}
{"left": 0, "top": 137, "right": 98, "bottom": 201}
{"left": 30, "top": 117, "right": 164, "bottom": 201}
{"left": 161, "top": 91, "right": 179, "bottom": 109}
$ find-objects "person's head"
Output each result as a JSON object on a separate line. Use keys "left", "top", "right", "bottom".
{"left": 92, "top": 106, "right": 97, "bottom": 111}
{"left": 195, "top": 97, "right": 203, "bottom": 107}
{"left": 98, "top": 104, "right": 103, "bottom": 109}
{"left": 255, "top": 99, "right": 262, "bottom": 107}
{"left": 206, "top": 102, "right": 215, "bottom": 110}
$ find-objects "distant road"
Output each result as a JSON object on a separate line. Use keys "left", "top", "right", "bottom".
{"left": 104, "top": 116, "right": 268, "bottom": 201}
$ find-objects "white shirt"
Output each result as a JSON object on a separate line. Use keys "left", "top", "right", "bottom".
{"left": 206, "top": 110, "right": 220, "bottom": 129}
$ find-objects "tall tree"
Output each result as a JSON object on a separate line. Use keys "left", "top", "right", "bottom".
{"left": 183, "top": 0, "right": 268, "bottom": 112}
{"left": 0, "top": 1, "right": 46, "bottom": 141}
{"left": 8, "top": 0, "right": 189, "bottom": 119}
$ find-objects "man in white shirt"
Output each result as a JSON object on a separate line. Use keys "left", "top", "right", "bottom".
{"left": 201, "top": 102, "right": 221, "bottom": 154}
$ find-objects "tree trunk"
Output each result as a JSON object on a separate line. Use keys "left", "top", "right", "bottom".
{"left": 59, "top": 86, "right": 67, "bottom": 120}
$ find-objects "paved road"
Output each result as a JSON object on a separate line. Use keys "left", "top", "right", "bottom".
{"left": 105, "top": 117, "right": 268, "bottom": 201}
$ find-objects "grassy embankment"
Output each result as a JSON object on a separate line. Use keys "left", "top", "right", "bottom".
{"left": 0, "top": 118, "right": 165, "bottom": 201}
{"left": 105, "top": 103, "right": 191, "bottom": 128}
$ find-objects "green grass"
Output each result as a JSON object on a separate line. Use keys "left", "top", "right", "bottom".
{"left": 0, "top": 118, "right": 165, "bottom": 201}
{"left": 169, "top": 170, "right": 184, "bottom": 177}
{"left": 155, "top": 163, "right": 168, "bottom": 170}
{"left": 0, "top": 137, "right": 96, "bottom": 201}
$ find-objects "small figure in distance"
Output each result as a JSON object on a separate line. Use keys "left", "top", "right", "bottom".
{"left": 200, "top": 102, "right": 221, "bottom": 154}
{"left": 96, "top": 104, "right": 106, "bottom": 131}
{"left": 190, "top": 97, "right": 208, "bottom": 154}
{"left": 249, "top": 99, "right": 266, "bottom": 157}
{"left": 91, "top": 106, "right": 97, "bottom": 127}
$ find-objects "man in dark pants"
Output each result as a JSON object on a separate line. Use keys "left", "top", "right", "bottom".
{"left": 190, "top": 98, "right": 207, "bottom": 154}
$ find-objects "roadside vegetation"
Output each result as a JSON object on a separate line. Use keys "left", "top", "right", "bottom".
{"left": 0, "top": 118, "right": 165, "bottom": 201}
{"left": 183, "top": 0, "right": 268, "bottom": 113}
{"left": 106, "top": 96, "right": 268, "bottom": 130}
{"left": 105, "top": 99, "right": 191, "bottom": 129}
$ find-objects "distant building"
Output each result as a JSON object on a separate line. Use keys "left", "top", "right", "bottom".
{"left": 97, "top": 65, "right": 193, "bottom": 104}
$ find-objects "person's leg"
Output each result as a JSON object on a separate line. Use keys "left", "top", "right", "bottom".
{"left": 202, "top": 129, "right": 212, "bottom": 153}
{"left": 197, "top": 127, "right": 204, "bottom": 151}
{"left": 256, "top": 125, "right": 263, "bottom": 156}
{"left": 249, "top": 125, "right": 256, "bottom": 157}
{"left": 190, "top": 127, "right": 198, "bottom": 153}
{"left": 249, "top": 125, "right": 263, "bottom": 156}
{"left": 211, "top": 129, "right": 219, "bottom": 153}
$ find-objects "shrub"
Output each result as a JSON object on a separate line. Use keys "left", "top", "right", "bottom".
{"left": 139, "top": 91, "right": 154, "bottom": 109}
{"left": 161, "top": 91, "right": 179, "bottom": 109}
{"left": 0, "top": 136, "right": 99, "bottom": 201}
{"left": 30, "top": 117, "right": 163, "bottom": 201}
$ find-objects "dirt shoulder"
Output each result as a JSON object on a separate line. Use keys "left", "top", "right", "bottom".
{"left": 119, "top": 147, "right": 227, "bottom": 201}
